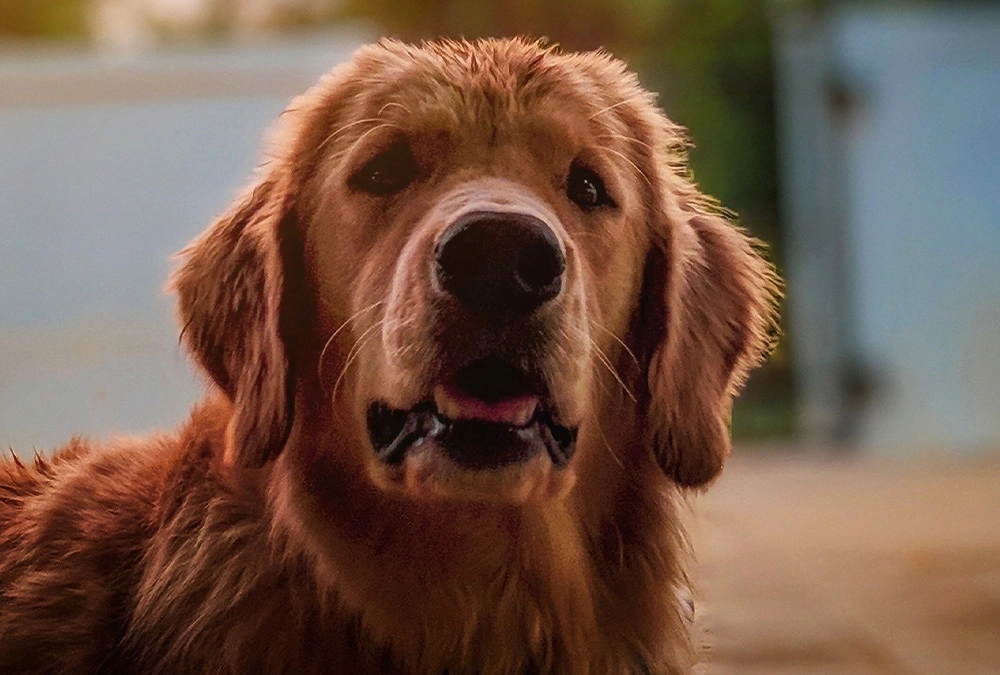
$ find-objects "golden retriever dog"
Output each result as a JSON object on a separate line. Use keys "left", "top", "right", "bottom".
{"left": 0, "top": 38, "right": 779, "bottom": 674}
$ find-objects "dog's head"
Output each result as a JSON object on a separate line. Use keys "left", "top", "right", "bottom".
{"left": 173, "top": 38, "right": 779, "bottom": 503}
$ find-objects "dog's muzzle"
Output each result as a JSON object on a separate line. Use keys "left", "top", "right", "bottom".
{"left": 367, "top": 358, "right": 577, "bottom": 470}
{"left": 369, "top": 210, "right": 577, "bottom": 470}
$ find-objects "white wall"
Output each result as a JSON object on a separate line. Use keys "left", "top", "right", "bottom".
{"left": 0, "top": 32, "right": 367, "bottom": 452}
{"left": 776, "top": 7, "right": 1000, "bottom": 454}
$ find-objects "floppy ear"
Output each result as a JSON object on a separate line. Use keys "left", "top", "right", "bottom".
{"left": 171, "top": 169, "right": 295, "bottom": 468}
{"left": 640, "top": 181, "right": 780, "bottom": 488}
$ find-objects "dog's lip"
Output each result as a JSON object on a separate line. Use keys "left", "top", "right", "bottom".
{"left": 365, "top": 398, "right": 577, "bottom": 471}
{"left": 432, "top": 383, "right": 539, "bottom": 426}
{"left": 366, "top": 357, "right": 577, "bottom": 471}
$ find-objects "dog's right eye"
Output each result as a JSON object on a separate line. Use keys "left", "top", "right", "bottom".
{"left": 349, "top": 142, "right": 418, "bottom": 196}
{"left": 566, "top": 161, "right": 614, "bottom": 211}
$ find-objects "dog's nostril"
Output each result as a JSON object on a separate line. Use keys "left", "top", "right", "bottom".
{"left": 515, "top": 238, "right": 565, "bottom": 297}
{"left": 435, "top": 211, "right": 565, "bottom": 322}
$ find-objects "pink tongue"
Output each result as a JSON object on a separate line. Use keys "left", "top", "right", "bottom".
{"left": 433, "top": 385, "right": 539, "bottom": 425}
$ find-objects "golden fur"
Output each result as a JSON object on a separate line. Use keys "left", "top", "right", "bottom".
{"left": 0, "top": 38, "right": 779, "bottom": 674}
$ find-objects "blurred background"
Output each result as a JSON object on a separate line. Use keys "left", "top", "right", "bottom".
{"left": 1, "top": 1, "right": 997, "bottom": 673}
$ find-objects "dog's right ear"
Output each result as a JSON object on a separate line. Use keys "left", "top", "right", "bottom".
{"left": 171, "top": 166, "right": 294, "bottom": 469}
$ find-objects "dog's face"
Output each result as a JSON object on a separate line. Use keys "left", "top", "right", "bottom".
{"left": 173, "top": 39, "right": 779, "bottom": 505}
{"left": 306, "top": 45, "right": 657, "bottom": 502}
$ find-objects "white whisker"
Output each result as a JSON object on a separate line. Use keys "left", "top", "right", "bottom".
{"left": 378, "top": 101, "right": 411, "bottom": 117}
{"left": 602, "top": 146, "right": 653, "bottom": 189}
{"left": 595, "top": 418, "right": 625, "bottom": 472}
{"left": 317, "top": 117, "right": 386, "bottom": 151}
{"left": 589, "top": 320, "right": 640, "bottom": 371}
{"left": 330, "top": 319, "right": 384, "bottom": 405}
{"left": 317, "top": 301, "right": 384, "bottom": 387}
{"left": 595, "top": 132, "right": 654, "bottom": 153}
{"left": 590, "top": 338, "right": 637, "bottom": 403}
{"left": 588, "top": 93, "right": 649, "bottom": 120}
{"left": 353, "top": 122, "right": 405, "bottom": 150}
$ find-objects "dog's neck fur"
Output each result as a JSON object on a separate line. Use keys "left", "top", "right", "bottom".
{"left": 120, "top": 394, "right": 692, "bottom": 675}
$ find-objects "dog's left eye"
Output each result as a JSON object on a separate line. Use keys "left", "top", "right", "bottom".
{"left": 349, "top": 142, "right": 418, "bottom": 196}
{"left": 566, "top": 162, "right": 614, "bottom": 210}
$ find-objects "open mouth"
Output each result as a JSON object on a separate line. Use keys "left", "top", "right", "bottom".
{"left": 366, "top": 358, "right": 577, "bottom": 470}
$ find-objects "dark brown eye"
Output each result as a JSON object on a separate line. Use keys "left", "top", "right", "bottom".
{"left": 349, "top": 141, "right": 418, "bottom": 196}
{"left": 566, "top": 162, "right": 613, "bottom": 210}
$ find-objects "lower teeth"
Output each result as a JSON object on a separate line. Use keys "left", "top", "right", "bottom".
{"left": 368, "top": 402, "right": 576, "bottom": 467}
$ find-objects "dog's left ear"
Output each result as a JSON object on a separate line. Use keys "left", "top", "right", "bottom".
{"left": 639, "top": 174, "right": 781, "bottom": 488}
{"left": 171, "top": 166, "right": 295, "bottom": 468}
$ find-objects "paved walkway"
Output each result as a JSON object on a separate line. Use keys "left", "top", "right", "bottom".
{"left": 686, "top": 452, "right": 1000, "bottom": 675}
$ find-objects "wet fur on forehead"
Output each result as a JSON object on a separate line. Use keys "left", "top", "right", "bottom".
{"left": 303, "top": 38, "right": 677, "bottom": 163}
{"left": 352, "top": 38, "right": 641, "bottom": 109}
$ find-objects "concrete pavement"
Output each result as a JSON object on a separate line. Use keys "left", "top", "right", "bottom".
{"left": 686, "top": 452, "right": 1000, "bottom": 674}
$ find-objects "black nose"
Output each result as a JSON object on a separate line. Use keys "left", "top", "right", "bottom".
{"left": 434, "top": 211, "right": 565, "bottom": 322}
